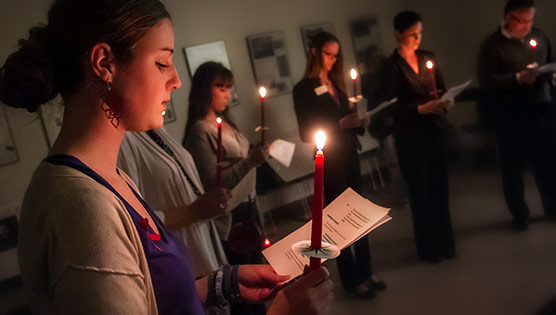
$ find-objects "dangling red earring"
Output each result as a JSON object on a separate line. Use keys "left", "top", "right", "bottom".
{"left": 101, "top": 81, "right": 121, "bottom": 128}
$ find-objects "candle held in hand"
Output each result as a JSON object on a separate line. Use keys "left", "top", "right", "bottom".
{"left": 216, "top": 117, "right": 222, "bottom": 189}
{"left": 426, "top": 60, "right": 439, "bottom": 100}
{"left": 259, "top": 87, "right": 267, "bottom": 144}
{"left": 529, "top": 39, "right": 538, "bottom": 66}
{"left": 350, "top": 68, "right": 358, "bottom": 112}
{"left": 310, "top": 130, "right": 326, "bottom": 271}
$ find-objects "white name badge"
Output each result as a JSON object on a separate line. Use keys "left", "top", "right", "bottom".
{"left": 314, "top": 85, "right": 328, "bottom": 96}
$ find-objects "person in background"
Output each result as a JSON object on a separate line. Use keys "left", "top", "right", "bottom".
{"left": 1, "top": 0, "right": 333, "bottom": 313}
{"left": 375, "top": 11, "right": 456, "bottom": 264}
{"left": 478, "top": 0, "right": 556, "bottom": 231}
{"left": 183, "top": 62, "right": 268, "bottom": 263}
{"left": 184, "top": 62, "right": 270, "bottom": 315}
{"left": 293, "top": 31, "right": 385, "bottom": 298}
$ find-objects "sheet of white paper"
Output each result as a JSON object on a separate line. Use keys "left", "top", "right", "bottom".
{"left": 225, "top": 169, "right": 256, "bottom": 212}
{"left": 262, "top": 188, "right": 391, "bottom": 277}
{"left": 364, "top": 97, "right": 398, "bottom": 118}
{"left": 537, "top": 62, "right": 556, "bottom": 74}
{"left": 269, "top": 139, "right": 296, "bottom": 168}
{"left": 440, "top": 80, "right": 472, "bottom": 102}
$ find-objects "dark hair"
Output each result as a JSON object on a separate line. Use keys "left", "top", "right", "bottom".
{"left": 303, "top": 32, "right": 346, "bottom": 95}
{"left": 504, "top": 0, "right": 535, "bottom": 14}
{"left": 0, "top": 0, "right": 170, "bottom": 112}
{"left": 185, "top": 61, "right": 235, "bottom": 137}
{"left": 394, "top": 11, "right": 423, "bottom": 33}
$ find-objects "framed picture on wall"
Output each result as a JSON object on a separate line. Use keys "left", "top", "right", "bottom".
{"left": 246, "top": 31, "right": 293, "bottom": 97}
{"left": 349, "top": 16, "right": 384, "bottom": 72}
{"left": 0, "top": 106, "right": 19, "bottom": 167}
{"left": 163, "top": 98, "right": 176, "bottom": 124}
{"left": 300, "top": 23, "right": 335, "bottom": 55}
{"left": 184, "top": 40, "right": 240, "bottom": 106}
{"left": 0, "top": 215, "right": 18, "bottom": 253}
{"left": 0, "top": 204, "right": 21, "bottom": 287}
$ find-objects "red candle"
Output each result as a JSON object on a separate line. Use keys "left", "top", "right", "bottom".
{"left": 309, "top": 130, "right": 326, "bottom": 271}
{"left": 426, "top": 60, "right": 439, "bottom": 100}
{"left": 259, "top": 87, "right": 267, "bottom": 144}
{"left": 216, "top": 117, "right": 222, "bottom": 189}
{"left": 350, "top": 68, "right": 358, "bottom": 113}
{"left": 529, "top": 39, "right": 538, "bottom": 66}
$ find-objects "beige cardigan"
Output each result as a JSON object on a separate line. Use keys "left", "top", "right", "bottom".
{"left": 18, "top": 161, "right": 158, "bottom": 315}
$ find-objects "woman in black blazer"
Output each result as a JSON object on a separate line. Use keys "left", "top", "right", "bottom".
{"left": 376, "top": 11, "right": 456, "bottom": 264}
{"left": 293, "top": 31, "right": 384, "bottom": 298}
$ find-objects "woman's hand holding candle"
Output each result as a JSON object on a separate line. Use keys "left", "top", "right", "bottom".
{"left": 339, "top": 112, "right": 363, "bottom": 129}
{"left": 245, "top": 143, "right": 269, "bottom": 168}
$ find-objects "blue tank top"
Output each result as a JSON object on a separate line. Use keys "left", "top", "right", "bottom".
{"left": 45, "top": 154, "right": 206, "bottom": 315}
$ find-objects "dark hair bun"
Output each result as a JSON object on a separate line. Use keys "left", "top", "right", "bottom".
{"left": 394, "top": 11, "right": 422, "bottom": 33}
{"left": 0, "top": 25, "right": 58, "bottom": 112}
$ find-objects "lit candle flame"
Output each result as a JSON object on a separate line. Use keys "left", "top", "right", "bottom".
{"left": 259, "top": 87, "right": 267, "bottom": 99}
{"left": 426, "top": 60, "right": 434, "bottom": 70}
{"left": 315, "top": 130, "right": 326, "bottom": 151}
{"left": 216, "top": 117, "right": 222, "bottom": 124}
{"left": 350, "top": 68, "right": 358, "bottom": 81}
{"left": 530, "top": 39, "right": 538, "bottom": 48}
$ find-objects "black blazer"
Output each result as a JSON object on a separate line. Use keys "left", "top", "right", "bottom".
{"left": 293, "top": 77, "right": 362, "bottom": 156}
{"left": 376, "top": 49, "right": 449, "bottom": 136}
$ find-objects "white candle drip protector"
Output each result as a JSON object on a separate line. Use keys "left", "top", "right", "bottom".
{"left": 254, "top": 126, "right": 270, "bottom": 132}
{"left": 292, "top": 240, "right": 340, "bottom": 260}
{"left": 348, "top": 95, "right": 364, "bottom": 103}
{"left": 526, "top": 62, "right": 539, "bottom": 69}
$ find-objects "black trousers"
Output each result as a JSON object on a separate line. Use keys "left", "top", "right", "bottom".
{"left": 325, "top": 148, "right": 373, "bottom": 291}
{"left": 395, "top": 129, "right": 455, "bottom": 259}
{"left": 494, "top": 106, "right": 556, "bottom": 222}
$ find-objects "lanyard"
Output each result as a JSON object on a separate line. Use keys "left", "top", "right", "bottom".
{"left": 146, "top": 130, "right": 203, "bottom": 197}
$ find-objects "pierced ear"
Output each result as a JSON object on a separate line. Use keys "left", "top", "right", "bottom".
{"left": 90, "top": 43, "right": 116, "bottom": 83}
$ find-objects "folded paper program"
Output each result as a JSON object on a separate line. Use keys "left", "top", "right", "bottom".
{"left": 262, "top": 188, "right": 391, "bottom": 277}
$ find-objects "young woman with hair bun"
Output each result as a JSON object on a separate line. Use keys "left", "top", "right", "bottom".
{"left": 0, "top": 0, "right": 333, "bottom": 314}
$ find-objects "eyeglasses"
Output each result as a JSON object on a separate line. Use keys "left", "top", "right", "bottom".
{"left": 508, "top": 13, "right": 533, "bottom": 25}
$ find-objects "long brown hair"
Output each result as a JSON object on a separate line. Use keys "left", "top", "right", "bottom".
{"left": 184, "top": 61, "right": 236, "bottom": 138}
{"left": 303, "top": 31, "right": 346, "bottom": 95}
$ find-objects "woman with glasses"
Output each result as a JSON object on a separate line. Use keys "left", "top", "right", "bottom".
{"left": 293, "top": 31, "right": 385, "bottom": 298}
